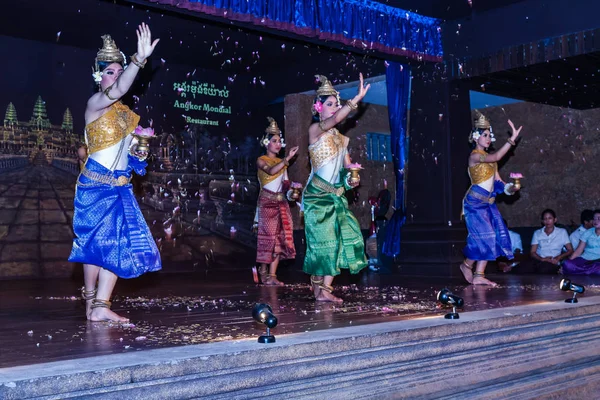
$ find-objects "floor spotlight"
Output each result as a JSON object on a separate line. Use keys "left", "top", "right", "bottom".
{"left": 252, "top": 303, "right": 278, "bottom": 343}
{"left": 559, "top": 279, "right": 585, "bottom": 303}
{"left": 437, "top": 288, "right": 464, "bottom": 319}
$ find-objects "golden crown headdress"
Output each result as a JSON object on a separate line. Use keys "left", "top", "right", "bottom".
{"left": 469, "top": 110, "right": 493, "bottom": 143}
{"left": 92, "top": 35, "right": 127, "bottom": 83}
{"left": 265, "top": 117, "right": 281, "bottom": 135}
{"left": 313, "top": 75, "right": 341, "bottom": 115}
{"left": 315, "top": 75, "right": 339, "bottom": 98}
{"left": 261, "top": 117, "right": 285, "bottom": 148}
{"left": 473, "top": 110, "right": 491, "bottom": 130}
{"left": 96, "top": 35, "right": 125, "bottom": 64}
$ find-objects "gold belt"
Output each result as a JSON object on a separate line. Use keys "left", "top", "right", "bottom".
{"left": 468, "top": 188, "right": 495, "bottom": 204}
{"left": 79, "top": 166, "right": 131, "bottom": 186}
{"left": 260, "top": 190, "right": 284, "bottom": 201}
{"left": 311, "top": 177, "right": 345, "bottom": 197}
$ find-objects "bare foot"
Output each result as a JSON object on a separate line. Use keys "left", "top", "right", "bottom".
{"left": 81, "top": 287, "right": 97, "bottom": 320}
{"left": 316, "top": 290, "right": 343, "bottom": 303}
{"left": 460, "top": 261, "right": 473, "bottom": 283}
{"left": 258, "top": 265, "right": 268, "bottom": 284}
{"left": 89, "top": 307, "right": 130, "bottom": 323}
{"left": 85, "top": 300, "right": 93, "bottom": 320}
{"left": 310, "top": 276, "right": 323, "bottom": 299}
{"left": 264, "top": 276, "right": 285, "bottom": 286}
{"left": 312, "top": 286, "right": 321, "bottom": 299}
{"left": 472, "top": 276, "right": 498, "bottom": 287}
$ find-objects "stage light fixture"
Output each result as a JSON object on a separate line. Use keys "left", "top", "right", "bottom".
{"left": 252, "top": 303, "right": 278, "bottom": 343}
{"left": 437, "top": 288, "right": 464, "bottom": 319}
{"left": 559, "top": 279, "right": 585, "bottom": 303}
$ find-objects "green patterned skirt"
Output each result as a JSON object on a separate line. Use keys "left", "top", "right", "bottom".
{"left": 302, "top": 173, "right": 367, "bottom": 276}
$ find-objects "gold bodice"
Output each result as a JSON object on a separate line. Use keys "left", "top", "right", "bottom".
{"left": 257, "top": 155, "right": 286, "bottom": 187}
{"left": 468, "top": 150, "right": 496, "bottom": 184}
{"left": 85, "top": 102, "right": 140, "bottom": 154}
{"left": 308, "top": 128, "right": 348, "bottom": 171}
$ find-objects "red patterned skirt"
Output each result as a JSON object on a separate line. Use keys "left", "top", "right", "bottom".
{"left": 256, "top": 188, "right": 296, "bottom": 264}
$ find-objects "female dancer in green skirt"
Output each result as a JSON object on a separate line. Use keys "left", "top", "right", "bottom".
{"left": 303, "top": 74, "right": 370, "bottom": 303}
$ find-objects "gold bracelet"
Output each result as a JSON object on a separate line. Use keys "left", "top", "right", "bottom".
{"left": 507, "top": 138, "right": 516, "bottom": 146}
{"left": 346, "top": 100, "right": 358, "bottom": 110}
{"left": 283, "top": 159, "right": 289, "bottom": 167}
{"left": 130, "top": 53, "right": 147, "bottom": 69}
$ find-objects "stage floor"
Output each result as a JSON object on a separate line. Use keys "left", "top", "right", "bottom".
{"left": 2, "top": 267, "right": 600, "bottom": 370}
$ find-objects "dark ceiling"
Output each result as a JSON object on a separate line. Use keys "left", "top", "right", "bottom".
{"left": 2, "top": 0, "right": 594, "bottom": 110}
{"left": 0, "top": 0, "right": 389, "bottom": 109}
{"left": 0, "top": 0, "right": 458, "bottom": 75}
{"left": 465, "top": 52, "right": 600, "bottom": 110}
{"left": 0, "top": 0, "right": 528, "bottom": 73}
{"left": 0, "top": 0, "right": 327, "bottom": 72}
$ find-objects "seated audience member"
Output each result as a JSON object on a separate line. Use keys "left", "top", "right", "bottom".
{"left": 517, "top": 209, "right": 573, "bottom": 274}
{"left": 570, "top": 209, "right": 594, "bottom": 249}
{"left": 498, "top": 219, "right": 524, "bottom": 273}
{"left": 562, "top": 209, "right": 600, "bottom": 275}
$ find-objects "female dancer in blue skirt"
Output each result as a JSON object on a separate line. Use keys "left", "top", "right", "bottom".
{"left": 460, "top": 111, "right": 522, "bottom": 286}
{"left": 69, "top": 23, "right": 161, "bottom": 322}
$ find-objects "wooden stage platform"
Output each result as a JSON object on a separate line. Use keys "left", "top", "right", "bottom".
{"left": 2, "top": 267, "right": 599, "bottom": 368}
{"left": 2, "top": 268, "right": 600, "bottom": 399}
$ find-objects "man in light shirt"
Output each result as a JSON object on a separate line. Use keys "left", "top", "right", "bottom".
{"left": 569, "top": 209, "right": 594, "bottom": 249}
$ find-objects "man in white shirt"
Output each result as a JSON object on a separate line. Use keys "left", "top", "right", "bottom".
{"left": 569, "top": 209, "right": 594, "bottom": 249}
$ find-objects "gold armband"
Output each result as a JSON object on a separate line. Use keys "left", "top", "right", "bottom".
{"left": 103, "top": 84, "right": 118, "bottom": 100}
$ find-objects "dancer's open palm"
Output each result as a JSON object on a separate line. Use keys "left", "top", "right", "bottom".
{"left": 136, "top": 23, "right": 160, "bottom": 61}
{"left": 356, "top": 73, "right": 371, "bottom": 101}
{"left": 507, "top": 119, "right": 522, "bottom": 141}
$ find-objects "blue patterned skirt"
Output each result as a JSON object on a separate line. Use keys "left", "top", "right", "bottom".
{"left": 463, "top": 182, "right": 513, "bottom": 261}
{"left": 69, "top": 156, "right": 161, "bottom": 278}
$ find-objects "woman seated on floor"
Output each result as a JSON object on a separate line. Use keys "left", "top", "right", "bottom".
{"left": 562, "top": 209, "right": 600, "bottom": 275}
{"left": 517, "top": 209, "right": 573, "bottom": 274}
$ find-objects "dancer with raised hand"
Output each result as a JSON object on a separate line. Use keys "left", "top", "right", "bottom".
{"left": 303, "top": 74, "right": 369, "bottom": 303}
{"left": 69, "top": 23, "right": 161, "bottom": 322}
{"left": 460, "top": 111, "right": 522, "bottom": 286}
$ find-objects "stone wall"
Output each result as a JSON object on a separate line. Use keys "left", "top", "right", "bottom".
{"left": 474, "top": 102, "right": 600, "bottom": 227}
{"left": 284, "top": 94, "right": 395, "bottom": 229}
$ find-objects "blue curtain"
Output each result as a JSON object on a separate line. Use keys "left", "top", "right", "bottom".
{"left": 382, "top": 62, "right": 411, "bottom": 257}
{"left": 145, "top": 0, "right": 443, "bottom": 60}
